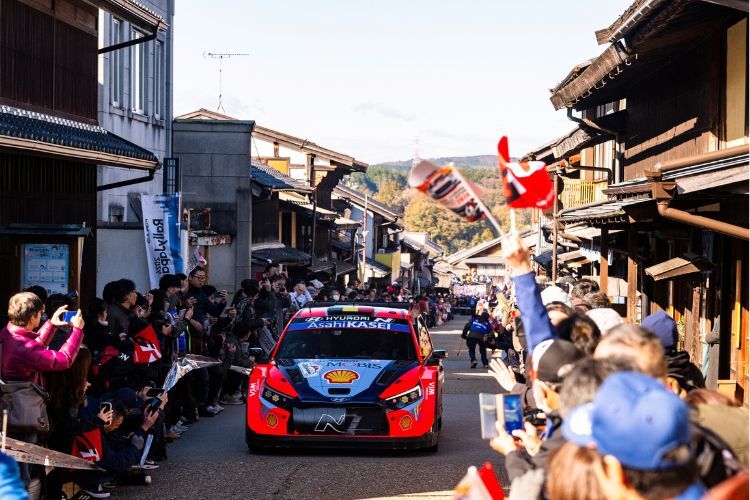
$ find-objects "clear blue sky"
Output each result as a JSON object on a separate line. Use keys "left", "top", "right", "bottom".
{"left": 174, "top": 1, "right": 631, "bottom": 163}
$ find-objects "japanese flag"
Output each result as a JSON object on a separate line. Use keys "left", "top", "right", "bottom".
{"left": 498, "top": 136, "right": 554, "bottom": 210}
{"left": 71, "top": 429, "right": 103, "bottom": 463}
{"left": 132, "top": 324, "right": 162, "bottom": 364}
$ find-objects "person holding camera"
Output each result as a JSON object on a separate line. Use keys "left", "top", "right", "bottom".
{"left": 255, "top": 275, "right": 291, "bottom": 337}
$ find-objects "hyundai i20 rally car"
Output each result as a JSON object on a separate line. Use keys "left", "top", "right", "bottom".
{"left": 245, "top": 305, "right": 446, "bottom": 451}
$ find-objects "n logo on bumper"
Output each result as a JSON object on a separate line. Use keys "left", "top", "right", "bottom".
{"left": 314, "top": 413, "right": 347, "bottom": 434}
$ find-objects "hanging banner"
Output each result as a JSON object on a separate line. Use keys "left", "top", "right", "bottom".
{"left": 142, "top": 193, "right": 183, "bottom": 288}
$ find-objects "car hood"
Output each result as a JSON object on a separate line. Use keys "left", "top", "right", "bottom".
{"left": 277, "top": 358, "right": 420, "bottom": 402}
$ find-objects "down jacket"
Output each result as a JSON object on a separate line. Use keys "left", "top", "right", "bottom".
{"left": 0, "top": 321, "right": 83, "bottom": 385}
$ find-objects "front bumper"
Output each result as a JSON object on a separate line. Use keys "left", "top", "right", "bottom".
{"left": 245, "top": 426, "right": 438, "bottom": 450}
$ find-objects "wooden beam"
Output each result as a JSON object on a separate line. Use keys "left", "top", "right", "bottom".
{"left": 600, "top": 227, "right": 609, "bottom": 295}
{"left": 627, "top": 228, "right": 639, "bottom": 322}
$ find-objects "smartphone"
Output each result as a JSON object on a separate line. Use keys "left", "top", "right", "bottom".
{"left": 62, "top": 311, "right": 77, "bottom": 323}
{"left": 278, "top": 264, "right": 285, "bottom": 273}
{"left": 147, "top": 397, "right": 162, "bottom": 411}
{"left": 145, "top": 387, "right": 164, "bottom": 398}
{"left": 178, "top": 309, "right": 187, "bottom": 320}
{"left": 479, "top": 393, "right": 524, "bottom": 439}
{"left": 99, "top": 402, "right": 113, "bottom": 425}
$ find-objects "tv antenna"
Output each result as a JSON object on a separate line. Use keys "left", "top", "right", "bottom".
{"left": 203, "top": 52, "right": 249, "bottom": 113}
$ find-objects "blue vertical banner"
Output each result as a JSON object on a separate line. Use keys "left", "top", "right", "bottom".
{"left": 142, "top": 193, "right": 184, "bottom": 288}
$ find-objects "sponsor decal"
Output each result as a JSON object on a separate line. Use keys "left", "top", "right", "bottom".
{"left": 248, "top": 382, "right": 259, "bottom": 398}
{"left": 323, "top": 369, "right": 360, "bottom": 384}
{"left": 266, "top": 413, "right": 278, "bottom": 428}
{"left": 298, "top": 362, "right": 321, "bottom": 378}
{"left": 304, "top": 316, "right": 393, "bottom": 323}
{"left": 426, "top": 382, "right": 436, "bottom": 397}
{"left": 324, "top": 361, "right": 383, "bottom": 369}
{"left": 399, "top": 415, "right": 413, "bottom": 430}
{"left": 288, "top": 321, "right": 410, "bottom": 332}
{"left": 314, "top": 413, "right": 347, "bottom": 434}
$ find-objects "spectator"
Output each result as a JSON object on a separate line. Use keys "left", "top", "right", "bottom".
{"left": 562, "top": 371, "right": 705, "bottom": 500}
{"left": 642, "top": 310, "right": 705, "bottom": 393}
{"left": 583, "top": 291, "right": 611, "bottom": 309}
{"left": 586, "top": 307, "right": 624, "bottom": 335}
{"left": 491, "top": 339, "right": 584, "bottom": 497}
{"left": 107, "top": 279, "right": 137, "bottom": 338}
{"left": 545, "top": 301, "right": 573, "bottom": 327}
{"left": 289, "top": 281, "right": 312, "bottom": 309}
{"left": 594, "top": 324, "right": 668, "bottom": 382}
{"left": 547, "top": 442, "right": 604, "bottom": 500}
{"left": 1, "top": 292, "right": 84, "bottom": 384}
{"left": 83, "top": 298, "right": 112, "bottom": 355}
{"left": 1, "top": 292, "right": 84, "bottom": 497}
{"left": 556, "top": 312, "right": 601, "bottom": 356}
{"left": 570, "top": 279, "right": 599, "bottom": 301}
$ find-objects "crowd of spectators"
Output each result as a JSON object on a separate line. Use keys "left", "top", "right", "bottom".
{"left": 0, "top": 262, "right": 459, "bottom": 499}
{"left": 471, "top": 233, "right": 748, "bottom": 499}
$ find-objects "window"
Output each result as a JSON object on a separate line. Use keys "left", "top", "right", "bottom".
{"left": 154, "top": 40, "right": 164, "bottom": 119}
{"left": 131, "top": 29, "right": 146, "bottom": 114}
{"left": 111, "top": 18, "right": 122, "bottom": 106}
{"left": 163, "top": 158, "right": 180, "bottom": 194}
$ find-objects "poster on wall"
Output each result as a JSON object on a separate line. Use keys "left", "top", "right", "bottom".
{"left": 22, "top": 244, "right": 69, "bottom": 295}
{"left": 142, "top": 193, "right": 183, "bottom": 289}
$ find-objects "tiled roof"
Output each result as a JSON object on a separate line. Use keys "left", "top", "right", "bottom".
{"left": 251, "top": 161, "right": 313, "bottom": 193}
{"left": 0, "top": 105, "right": 158, "bottom": 163}
{"left": 252, "top": 243, "right": 311, "bottom": 265}
{"left": 333, "top": 184, "right": 403, "bottom": 221}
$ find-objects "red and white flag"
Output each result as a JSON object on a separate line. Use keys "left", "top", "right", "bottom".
{"left": 498, "top": 136, "right": 554, "bottom": 210}
{"left": 71, "top": 429, "right": 103, "bottom": 463}
{"left": 408, "top": 161, "right": 490, "bottom": 223}
{"left": 132, "top": 324, "right": 162, "bottom": 364}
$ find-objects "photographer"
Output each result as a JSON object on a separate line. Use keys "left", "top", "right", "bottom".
{"left": 255, "top": 275, "right": 291, "bottom": 337}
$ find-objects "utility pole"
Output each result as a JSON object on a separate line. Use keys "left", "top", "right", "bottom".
{"left": 360, "top": 194, "right": 369, "bottom": 286}
{"left": 203, "top": 52, "right": 249, "bottom": 113}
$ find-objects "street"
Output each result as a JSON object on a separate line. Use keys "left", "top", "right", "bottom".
{"left": 114, "top": 317, "right": 506, "bottom": 499}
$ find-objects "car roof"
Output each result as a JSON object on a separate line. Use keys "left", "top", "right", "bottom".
{"left": 295, "top": 305, "right": 409, "bottom": 321}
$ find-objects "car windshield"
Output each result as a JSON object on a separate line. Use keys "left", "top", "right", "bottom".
{"left": 275, "top": 327, "right": 417, "bottom": 360}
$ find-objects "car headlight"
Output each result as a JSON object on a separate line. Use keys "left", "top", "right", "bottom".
{"left": 261, "top": 385, "right": 294, "bottom": 410}
{"left": 384, "top": 384, "right": 422, "bottom": 409}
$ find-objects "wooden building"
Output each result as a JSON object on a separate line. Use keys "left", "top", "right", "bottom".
{"left": 543, "top": 0, "right": 748, "bottom": 403}
{"left": 0, "top": 0, "right": 162, "bottom": 308}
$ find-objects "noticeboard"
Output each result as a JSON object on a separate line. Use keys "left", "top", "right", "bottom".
{"left": 21, "top": 243, "right": 70, "bottom": 295}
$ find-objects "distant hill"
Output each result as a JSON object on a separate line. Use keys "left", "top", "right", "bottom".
{"left": 376, "top": 155, "right": 499, "bottom": 170}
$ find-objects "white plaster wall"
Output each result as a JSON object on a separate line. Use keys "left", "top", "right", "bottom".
{"left": 96, "top": 228, "right": 151, "bottom": 295}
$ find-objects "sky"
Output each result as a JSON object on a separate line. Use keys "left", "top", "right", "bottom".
{"left": 173, "top": 1, "right": 632, "bottom": 164}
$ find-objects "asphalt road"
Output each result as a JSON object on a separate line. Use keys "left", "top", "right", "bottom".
{"left": 114, "top": 317, "right": 506, "bottom": 499}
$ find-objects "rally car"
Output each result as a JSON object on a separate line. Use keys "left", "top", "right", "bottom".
{"left": 245, "top": 304, "right": 446, "bottom": 451}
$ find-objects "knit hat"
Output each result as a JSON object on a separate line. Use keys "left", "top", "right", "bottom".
{"left": 586, "top": 308, "right": 624, "bottom": 335}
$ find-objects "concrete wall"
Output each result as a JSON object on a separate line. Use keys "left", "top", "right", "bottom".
{"left": 97, "top": 227, "right": 151, "bottom": 295}
{"left": 173, "top": 120, "right": 255, "bottom": 293}
{"left": 96, "top": 0, "right": 175, "bottom": 223}
{"left": 96, "top": 0, "right": 175, "bottom": 297}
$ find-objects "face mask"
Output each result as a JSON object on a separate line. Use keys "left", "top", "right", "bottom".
{"left": 331, "top": 295, "right": 340, "bottom": 301}
{"left": 98, "top": 319, "right": 109, "bottom": 327}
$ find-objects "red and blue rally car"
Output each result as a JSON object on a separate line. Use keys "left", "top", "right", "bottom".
{"left": 245, "top": 304, "right": 446, "bottom": 451}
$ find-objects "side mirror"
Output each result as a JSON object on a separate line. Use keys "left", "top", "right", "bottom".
{"left": 426, "top": 349, "right": 447, "bottom": 366}
{"left": 248, "top": 347, "right": 268, "bottom": 363}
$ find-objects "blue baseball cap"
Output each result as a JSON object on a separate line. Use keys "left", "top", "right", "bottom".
{"left": 641, "top": 310, "right": 678, "bottom": 351}
{"left": 562, "top": 371, "right": 691, "bottom": 470}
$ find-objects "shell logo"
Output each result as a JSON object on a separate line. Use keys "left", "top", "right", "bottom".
{"left": 323, "top": 369, "right": 359, "bottom": 384}
{"left": 399, "top": 415, "right": 413, "bottom": 430}
{"left": 266, "top": 413, "right": 278, "bottom": 428}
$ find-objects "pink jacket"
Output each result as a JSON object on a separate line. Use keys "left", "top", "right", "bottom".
{"left": 0, "top": 321, "right": 83, "bottom": 385}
